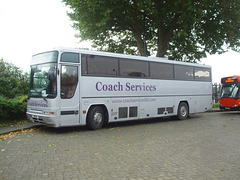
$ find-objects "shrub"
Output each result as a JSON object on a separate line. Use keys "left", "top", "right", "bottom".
{"left": 0, "top": 95, "right": 28, "bottom": 120}
{"left": 212, "top": 103, "right": 220, "bottom": 108}
{"left": 0, "top": 58, "right": 29, "bottom": 122}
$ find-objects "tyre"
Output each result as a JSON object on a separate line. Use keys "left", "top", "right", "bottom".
{"left": 177, "top": 102, "right": 189, "bottom": 120}
{"left": 87, "top": 106, "right": 105, "bottom": 130}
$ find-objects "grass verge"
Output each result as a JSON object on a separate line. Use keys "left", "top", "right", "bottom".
{"left": 212, "top": 103, "right": 220, "bottom": 108}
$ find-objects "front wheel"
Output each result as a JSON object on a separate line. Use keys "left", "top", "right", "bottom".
{"left": 177, "top": 102, "right": 189, "bottom": 120}
{"left": 87, "top": 106, "right": 105, "bottom": 130}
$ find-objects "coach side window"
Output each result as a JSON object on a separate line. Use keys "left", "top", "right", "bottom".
{"left": 120, "top": 59, "right": 149, "bottom": 77}
{"left": 81, "top": 54, "right": 118, "bottom": 76}
{"left": 150, "top": 62, "right": 174, "bottom": 79}
{"left": 61, "top": 66, "right": 78, "bottom": 99}
{"left": 194, "top": 67, "right": 211, "bottom": 81}
{"left": 175, "top": 65, "right": 194, "bottom": 80}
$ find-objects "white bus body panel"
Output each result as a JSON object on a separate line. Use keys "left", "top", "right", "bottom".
{"left": 26, "top": 98, "right": 61, "bottom": 127}
{"left": 79, "top": 77, "right": 212, "bottom": 125}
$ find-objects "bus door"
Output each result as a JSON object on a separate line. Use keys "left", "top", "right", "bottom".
{"left": 60, "top": 65, "right": 80, "bottom": 126}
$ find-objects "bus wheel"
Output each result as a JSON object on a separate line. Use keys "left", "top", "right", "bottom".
{"left": 87, "top": 106, "right": 105, "bottom": 130}
{"left": 177, "top": 102, "right": 189, "bottom": 120}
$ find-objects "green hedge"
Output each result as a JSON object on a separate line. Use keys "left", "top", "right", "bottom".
{"left": 0, "top": 95, "right": 28, "bottom": 120}
{"left": 212, "top": 103, "right": 220, "bottom": 108}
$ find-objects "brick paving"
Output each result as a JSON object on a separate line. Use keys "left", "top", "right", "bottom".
{"left": 0, "top": 122, "right": 42, "bottom": 135}
{"left": 0, "top": 111, "right": 240, "bottom": 179}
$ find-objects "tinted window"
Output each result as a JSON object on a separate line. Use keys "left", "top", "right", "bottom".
{"left": 120, "top": 59, "right": 149, "bottom": 77}
{"left": 150, "top": 62, "right": 174, "bottom": 79}
{"left": 175, "top": 65, "right": 194, "bottom": 80}
{"left": 195, "top": 67, "right": 211, "bottom": 81}
{"left": 81, "top": 55, "right": 118, "bottom": 76}
{"left": 60, "top": 52, "right": 79, "bottom": 63}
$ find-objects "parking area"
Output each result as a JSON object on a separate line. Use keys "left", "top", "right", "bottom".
{"left": 1, "top": 111, "right": 240, "bottom": 179}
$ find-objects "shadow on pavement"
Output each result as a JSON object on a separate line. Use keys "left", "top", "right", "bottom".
{"left": 42, "top": 115, "right": 196, "bottom": 134}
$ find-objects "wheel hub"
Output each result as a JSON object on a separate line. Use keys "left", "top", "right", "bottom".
{"left": 93, "top": 112, "right": 102, "bottom": 125}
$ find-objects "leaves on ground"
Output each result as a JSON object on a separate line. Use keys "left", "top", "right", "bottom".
{"left": 0, "top": 120, "right": 28, "bottom": 127}
{"left": 0, "top": 128, "right": 39, "bottom": 140}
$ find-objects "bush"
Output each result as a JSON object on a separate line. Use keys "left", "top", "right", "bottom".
{"left": 0, "top": 95, "right": 28, "bottom": 120}
{"left": 0, "top": 58, "right": 29, "bottom": 122}
{"left": 212, "top": 103, "right": 220, "bottom": 108}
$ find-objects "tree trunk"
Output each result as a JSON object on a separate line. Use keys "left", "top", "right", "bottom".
{"left": 132, "top": 31, "right": 145, "bottom": 56}
{"left": 156, "top": 12, "right": 180, "bottom": 57}
{"left": 156, "top": 29, "right": 169, "bottom": 57}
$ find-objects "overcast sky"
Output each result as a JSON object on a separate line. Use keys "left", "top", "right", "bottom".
{"left": 0, "top": 0, "right": 239, "bottom": 83}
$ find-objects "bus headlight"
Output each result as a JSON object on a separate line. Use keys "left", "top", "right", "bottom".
{"left": 43, "top": 111, "right": 55, "bottom": 115}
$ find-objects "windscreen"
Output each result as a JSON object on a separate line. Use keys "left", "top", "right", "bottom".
{"left": 28, "top": 51, "right": 58, "bottom": 99}
{"left": 220, "top": 84, "right": 240, "bottom": 98}
{"left": 29, "top": 63, "right": 57, "bottom": 98}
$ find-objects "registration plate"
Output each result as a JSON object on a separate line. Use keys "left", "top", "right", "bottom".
{"left": 32, "top": 115, "right": 39, "bottom": 119}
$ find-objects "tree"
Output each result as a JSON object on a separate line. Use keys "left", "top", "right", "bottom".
{"left": 0, "top": 59, "right": 29, "bottom": 119}
{"left": 0, "top": 58, "right": 29, "bottom": 98}
{"left": 62, "top": 0, "right": 240, "bottom": 62}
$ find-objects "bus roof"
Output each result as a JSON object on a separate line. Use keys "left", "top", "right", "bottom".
{"left": 36, "top": 47, "right": 211, "bottom": 68}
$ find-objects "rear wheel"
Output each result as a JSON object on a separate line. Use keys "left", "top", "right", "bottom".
{"left": 87, "top": 106, "right": 105, "bottom": 130}
{"left": 177, "top": 102, "right": 189, "bottom": 120}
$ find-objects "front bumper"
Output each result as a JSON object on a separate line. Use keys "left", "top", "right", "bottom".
{"left": 220, "top": 106, "right": 240, "bottom": 111}
{"left": 26, "top": 112, "right": 60, "bottom": 127}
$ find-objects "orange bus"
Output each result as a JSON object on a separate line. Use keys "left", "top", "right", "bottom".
{"left": 220, "top": 76, "right": 240, "bottom": 110}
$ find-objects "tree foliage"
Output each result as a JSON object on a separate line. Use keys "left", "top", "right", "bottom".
{"left": 0, "top": 58, "right": 29, "bottom": 98}
{"left": 0, "top": 58, "right": 29, "bottom": 120}
{"left": 63, "top": 0, "right": 240, "bottom": 62}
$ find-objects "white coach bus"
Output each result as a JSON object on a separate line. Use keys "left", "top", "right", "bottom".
{"left": 26, "top": 48, "right": 212, "bottom": 130}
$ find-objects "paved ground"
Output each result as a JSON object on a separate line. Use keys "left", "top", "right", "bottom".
{"left": 0, "top": 122, "right": 43, "bottom": 135}
{"left": 0, "top": 111, "right": 240, "bottom": 179}
{"left": 0, "top": 108, "right": 222, "bottom": 135}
